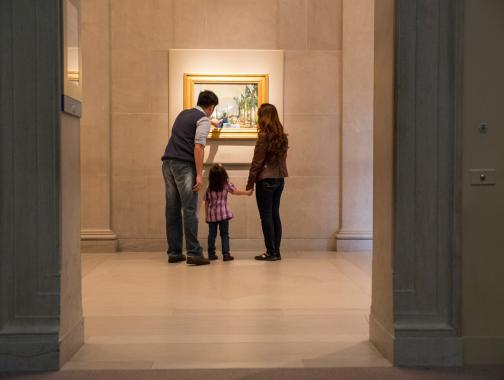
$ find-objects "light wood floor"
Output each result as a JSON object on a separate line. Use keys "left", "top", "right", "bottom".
{"left": 65, "top": 251, "right": 390, "bottom": 369}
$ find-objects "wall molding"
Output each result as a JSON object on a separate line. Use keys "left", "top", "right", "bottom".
{"left": 336, "top": 230, "right": 373, "bottom": 240}
{"left": 336, "top": 230, "right": 373, "bottom": 251}
{"left": 80, "top": 229, "right": 118, "bottom": 252}
{"left": 81, "top": 228, "right": 117, "bottom": 240}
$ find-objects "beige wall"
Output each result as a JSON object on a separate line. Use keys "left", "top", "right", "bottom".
{"left": 59, "top": 113, "right": 84, "bottom": 365}
{"left": 109, "top": 0, "right": 171, "bottom": 250}
{"left": 369, "top": 0, "right": 394, "bottom": 363}
{"left": 337, "top": 0, "right": 374, "bottom": 251}
{"left": 462, "top": 0, "right": 504, "bottom": 365}
{"left": 81, "top": 0, "right": 375, "bottom": 252}
{"left": 80, "top": 0, "right": 117, "bottom": 252}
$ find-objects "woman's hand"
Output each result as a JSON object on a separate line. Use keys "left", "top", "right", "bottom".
{"left": 246, "top": 189, "right": 254, "bottom": 196}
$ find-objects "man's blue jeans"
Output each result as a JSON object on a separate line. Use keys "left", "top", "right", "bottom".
{"left": 162, "top": 159, "right": 203, "bottom": 258}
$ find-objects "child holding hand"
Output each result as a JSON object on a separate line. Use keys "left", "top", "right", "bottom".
{"left": 205, "top": 164, "right": 253, "bottom": 261}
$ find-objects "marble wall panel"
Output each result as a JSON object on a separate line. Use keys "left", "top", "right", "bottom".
{"left": 173, "top": 0, "right": 207, "bottom": 48}
{"left": 111, "top": 113, "right": 169, "bottom": 178}
{"left": 111, "top": 49, "right": 169, "bottom": 114}
{"left": 81, "top": 173, "right": 112, "bottom": 229}
{"left": 111, "top": 175, "right": 169, "bottom": 241}
{"left": 307, "top": 0, "right": 342, "bottom": 50}
{"left": 280, "top": 176, "right": 340, "bottom": 238}
{"left": 174, "top": 0, "right": 279, "bottom": 49}
{"left": 147, "top": 176, "right": 167, "bottom": 237}
{"left": 278, "top": 0, "right": 308, "bottom": 49}
{"left": 112, "top": 176, "right": 150, "bottom": 238}
{"left": 284, "top": 114, "right": 340, "bottom": 177}
{"left": 284, "top": 50, "right": 341, "bottom": 115}
{"left": 110, "top": 0, "right": 173, "bottom": 50}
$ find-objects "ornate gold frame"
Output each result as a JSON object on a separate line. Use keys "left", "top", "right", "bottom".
{"left": 183, "top": 73, "right": 269, "bottom": 139}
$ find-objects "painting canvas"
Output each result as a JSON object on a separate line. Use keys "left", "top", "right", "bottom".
{"left": 184, "top": 74, "right": 268, "bottom": 139}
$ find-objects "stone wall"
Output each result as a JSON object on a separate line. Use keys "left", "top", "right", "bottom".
{"left": 81, "top": 0, "right": 375, "bottom": 252}
{"left": 462, "top": 0, "right": 504, "bottom": 365}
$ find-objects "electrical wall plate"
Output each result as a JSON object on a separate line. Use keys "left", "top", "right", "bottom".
{"left": 469, "top": 169, "right": 496, "bottom": 186}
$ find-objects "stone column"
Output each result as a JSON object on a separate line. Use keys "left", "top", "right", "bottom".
{"left": 337, "top": 0, "right": 375, "bottom": 251}
{"left": 80, "top": 0, "right": 117, "bottom": 252}
{"left": 0, "top": 0, "right": 63, "bottom": 370}
{"left": 392, "top": 0, "right": 464, "bottom": 366}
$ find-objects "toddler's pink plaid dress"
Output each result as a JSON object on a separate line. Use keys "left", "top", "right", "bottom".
{"left": 205, "top": 183, "right": 236, "bottom": 223}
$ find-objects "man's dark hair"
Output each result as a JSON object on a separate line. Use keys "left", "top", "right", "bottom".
{"left": 197, "top": 90, "right": 219, "bottom": 108}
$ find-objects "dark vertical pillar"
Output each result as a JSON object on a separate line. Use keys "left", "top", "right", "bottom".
{"left": 0, "top": 0, "right": 62, "bottom": 371}
{"left": 393, "top": 0, "right": 464, "bottom": 366}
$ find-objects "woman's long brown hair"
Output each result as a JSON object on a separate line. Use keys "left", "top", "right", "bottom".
{"left": 257, "top": 103, "right": 288, "bottom": 158}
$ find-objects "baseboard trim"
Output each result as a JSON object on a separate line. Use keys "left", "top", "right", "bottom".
{"left": 369, "top": 313, "right": 394, "bottom": 363}
{"left": 117, "top": 238, "right": 337, "bottom": 252}
{"left": 337, "top": 239, "right": 373, "bottom": 251}
{"left": 394, "top": 336, "right": 463, "bottom": 367}
{"left": 336, "top": 230, "right": 373, "bottom": 240}
{"left": 81, "top": 228, "right": 118, "bottom": 252}
{"left": 81, "top": 239, "right": 118, "bottom": 253}
{"left": 464, "top": 336, "right": 504, "bottom": 365}
{"left": 59, "top": 318, "right": 84, "bottom": 367}
{"left": 336, "top": 230, "right": 373, "bottom": 251}
{"left": 80, "top": 228, "right": 117, "bottom": 240}
{"left": 0, "top": 333, "right": 59, "bottom": 371}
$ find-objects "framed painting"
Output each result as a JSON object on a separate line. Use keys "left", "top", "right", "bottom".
{"left": 183, "top": 74, "right": 269, "bottom": 139}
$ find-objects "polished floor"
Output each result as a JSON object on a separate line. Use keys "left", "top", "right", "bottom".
{"left": 65, "top": 251, "right": 390, "bottom": 370}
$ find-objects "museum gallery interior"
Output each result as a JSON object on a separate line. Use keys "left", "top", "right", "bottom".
{"left": 0, "top": 0, "right": 504, "bottom": 375}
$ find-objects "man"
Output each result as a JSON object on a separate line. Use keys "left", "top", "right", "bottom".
{"left": 161, "top": 90, "right": 219, "bottom": 265}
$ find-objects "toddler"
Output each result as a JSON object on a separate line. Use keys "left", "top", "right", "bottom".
{"left": 205, "top": 164, "right": 252, "bottom": 261}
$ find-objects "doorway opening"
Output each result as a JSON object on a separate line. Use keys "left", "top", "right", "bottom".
{"left": 65, "top": 0, "right": 393, "bottom": 370}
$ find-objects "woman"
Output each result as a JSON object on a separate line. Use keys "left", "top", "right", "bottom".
{"left": 246, "top": 103, "right": 289, "bottom": 261}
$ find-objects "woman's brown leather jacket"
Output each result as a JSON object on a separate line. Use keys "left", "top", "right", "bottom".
{"left": 246, "top": 133, "right": 288, "bottom": 190}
